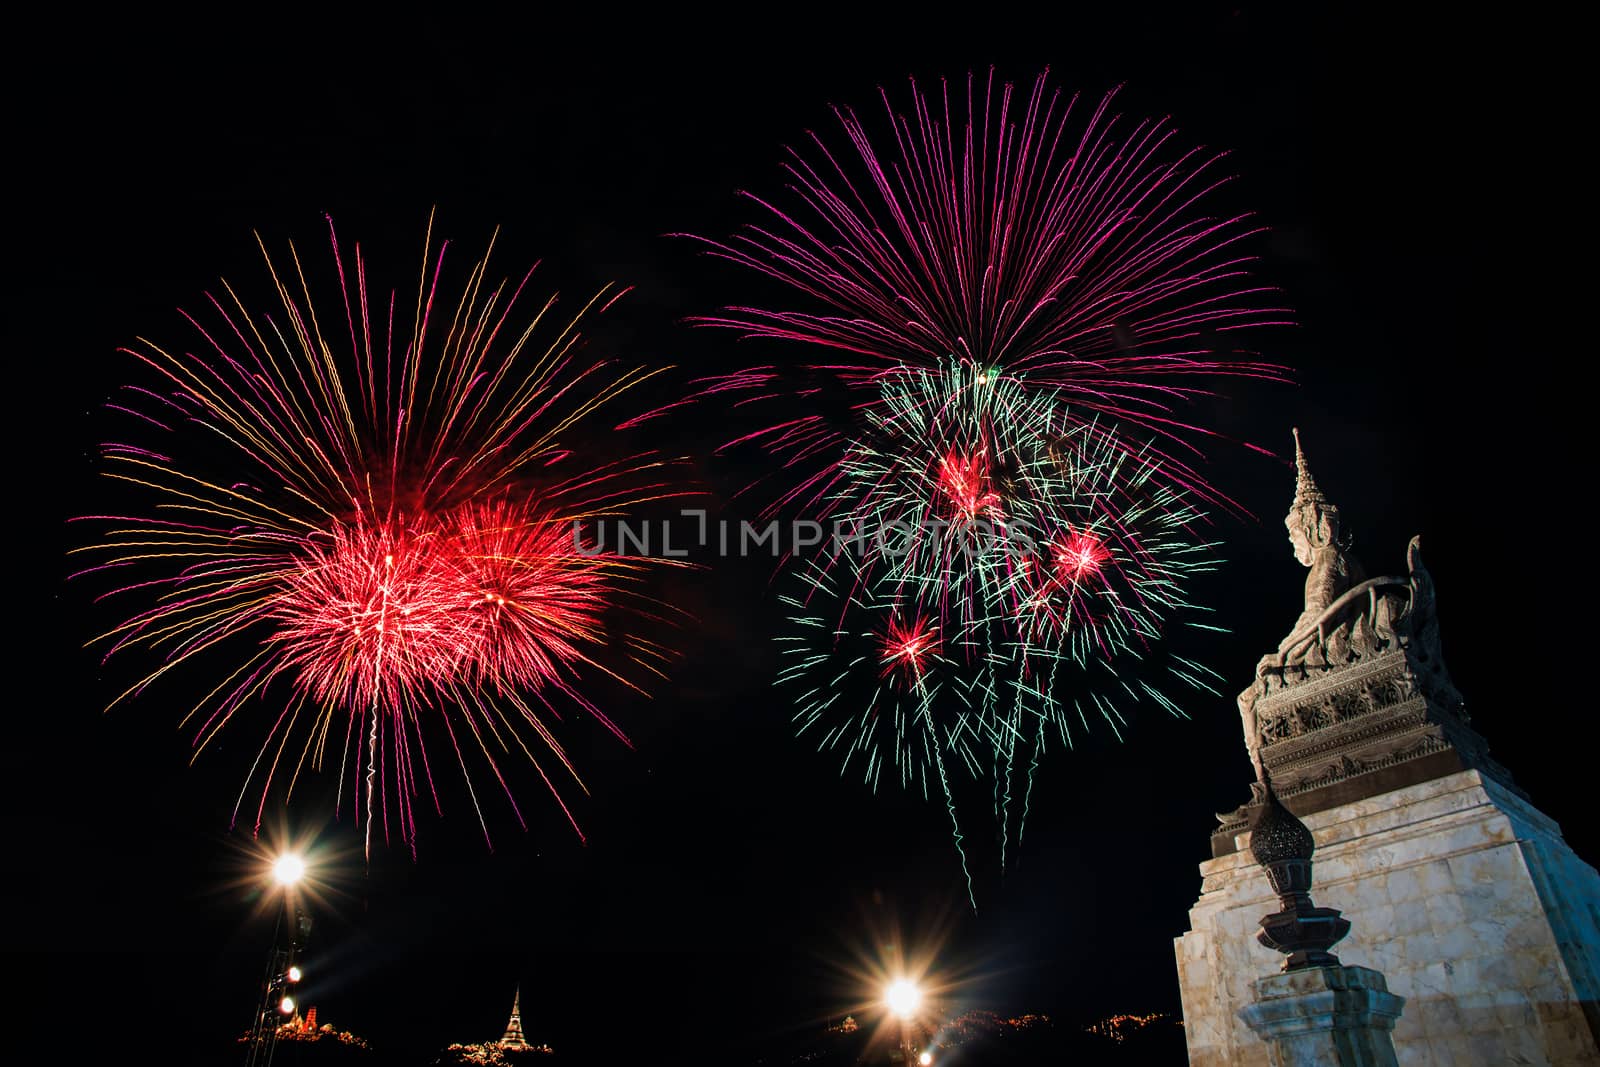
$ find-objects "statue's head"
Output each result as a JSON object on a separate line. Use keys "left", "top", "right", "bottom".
{"left": 1286, "top": 501, "right": 1342, "bottom": 565}
{"left": 1286, "top": 429, "right": 1347, "bottom": 566}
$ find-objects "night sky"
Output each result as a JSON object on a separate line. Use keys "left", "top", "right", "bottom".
{"left": 10, "top": 7, "right": 1584, "bottom": 1065}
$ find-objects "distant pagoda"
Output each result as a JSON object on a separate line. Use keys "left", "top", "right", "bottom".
{"left": 438, "top": 987, "right": 551, "bottom": 1064}
{"left": 500, "top": 987, "right": 530, "bottom": 1049}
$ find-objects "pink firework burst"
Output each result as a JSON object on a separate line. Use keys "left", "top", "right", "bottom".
{"left": 687, "top": 68, "right": 1291, "bottom": 513}
{"left": 75, "top": 214, "right": 690, "bottom": 855}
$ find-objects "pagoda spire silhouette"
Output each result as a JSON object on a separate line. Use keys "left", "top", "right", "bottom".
{"left": 500, "top": 986, "right": 530, "bottom": 1049}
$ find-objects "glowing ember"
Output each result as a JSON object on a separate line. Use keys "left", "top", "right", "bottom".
{"left": 879, "top": 615, "right": 940, "bottom": 680}
{"left": 935, "top": 451, "right": 1000, "bottom": 522}
{"left": 1054, "top": 527, "right": 1111, "bottom": 581}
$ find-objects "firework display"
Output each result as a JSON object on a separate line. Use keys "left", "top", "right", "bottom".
{"left": 696, "top": 70, "right": 1279, "bottom": 888}
{"left": 783, "top": 361, "right": 1223, "bottom": 887}
{"left": 76, "top": 216, "right": 686, "bottom": 854}
{"left": 836, "top": 361, "right": 1217, "bottom": 660}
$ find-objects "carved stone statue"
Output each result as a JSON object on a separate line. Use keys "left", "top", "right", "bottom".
{"left": 1212, "top": 429, "right": 1513, "bottom": 855}
{"left": 1237, "top": 430, "right": 1365, "bottom": 780}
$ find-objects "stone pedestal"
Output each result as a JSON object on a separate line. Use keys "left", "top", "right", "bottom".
{"left": 1176, "top": 770, "right": 1600, "bottom": 1065}
{"left": 1240, "top": 965, "right": 1404, "bottom": 1067}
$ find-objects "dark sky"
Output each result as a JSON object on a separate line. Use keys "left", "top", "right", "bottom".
{"left": 8, "top": 6, "right": 1584, "bottom": 1065}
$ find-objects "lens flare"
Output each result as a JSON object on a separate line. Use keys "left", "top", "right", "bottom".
{"left": 272, "top": 853, "right": 307, "bottom": 887}
{"left": 886, "top": 978, "right": 922, "bottom": 1018}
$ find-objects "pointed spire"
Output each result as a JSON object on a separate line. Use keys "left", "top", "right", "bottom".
{"left": 1291, "top": 427, "right": 1328, "bottom": 510}
{"left": 501, "top": 985, "right": 529, "bottom": 1048}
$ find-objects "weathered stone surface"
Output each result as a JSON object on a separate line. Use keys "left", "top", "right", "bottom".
{"left": 1177, "top": 770, "right": 1600, "bottom": 1065}
{"left": 1239, "top": 965, "right": 1403, "bottom": 1066}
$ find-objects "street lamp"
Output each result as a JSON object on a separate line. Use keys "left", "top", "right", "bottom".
{"left": 247, "top": 850, "right": 311, "bottom": 1067}
{"left": 885, "top": 978, "right": 924, "bottom": 1067}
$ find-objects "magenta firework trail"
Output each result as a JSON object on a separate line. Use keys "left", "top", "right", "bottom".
{"left": 688, "top": 68, "right": 1291, "bottom": 515}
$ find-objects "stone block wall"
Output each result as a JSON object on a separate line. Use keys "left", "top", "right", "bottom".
{"left": 1175, "top": 771, "right": 1600, "bottom": 1065}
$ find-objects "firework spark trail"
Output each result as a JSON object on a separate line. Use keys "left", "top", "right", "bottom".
{"left": 75, "top": 214, "right": 691, "bottom": 853}
{"left": 366, "top": 698, "right": 380, "bottom": 859}
{"left": 685, "top": 69, "right": 1291, "bottom": 520}
{"left": 780, "top": 535, "right": 995, "bottom": 891}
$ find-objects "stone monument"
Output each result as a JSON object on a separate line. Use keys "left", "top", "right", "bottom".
{"left": 1175, "top": 431, "right": 1600, "bottom": 1065}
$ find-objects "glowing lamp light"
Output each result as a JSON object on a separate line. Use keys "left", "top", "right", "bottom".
{"left": 279, "top": 996, "right": 296, "bottom": 1015}
{"left": 919, "top": 1053, "right": 934, "bottom": 1066}
{"left": 287, "top": 965, "right": 303, "bottom": 983}
{"left": 272, "top": 853, "right": 306, "bottom": 886}
{"left": 886, "top": 978, "right": 922, "bottom": 1019}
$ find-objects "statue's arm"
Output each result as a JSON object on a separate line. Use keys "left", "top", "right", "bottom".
{"left": 1272, "top": 574, "right": 1412, "bottom": 661}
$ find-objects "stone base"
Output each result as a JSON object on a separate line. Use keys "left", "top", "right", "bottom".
{"left": 1176, "top": 771, "right": 1600, "bottom": 1065}
{"left": 1240, "top": 965, "right": 1403, "bottom": 1067}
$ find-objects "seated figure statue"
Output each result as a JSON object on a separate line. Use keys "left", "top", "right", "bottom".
{"left": 1238, "top": 430, "right": 1365, "bottom": 782}
{"left": 1214, "top": 431, "right": 1488, "bottom": 838}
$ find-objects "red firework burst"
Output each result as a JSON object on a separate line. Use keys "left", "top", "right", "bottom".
{"left": 75, "top": 215, "right": 689, "bottom": 854}
{"left": 448, "top": 497, "right": 642, "bottom": 702}
{"left": 878, "top": 614, "right": 940, "bottom": 682}
{"left": 934, "top": 449, "right": 1003, "bottom": 524}
{"left": 272, "top": 516, "right": 463, "bottom": 713}
{"left": 1052, "top": 526, "right": 1112, "bottom": 582}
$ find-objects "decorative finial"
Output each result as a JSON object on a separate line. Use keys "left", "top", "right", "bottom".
{"left": 1249, "top": 780, "right": 1315, "bottom": 871}
{"left": 1291, "top": 427, "right": 1327, "bottom": 510}
{"left": 1249, "top": 781, "right": 1350, "bottom": 971}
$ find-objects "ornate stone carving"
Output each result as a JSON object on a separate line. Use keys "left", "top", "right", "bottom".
{"left": 1213, "top": 431, "right": 1516, "bottom": 856}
